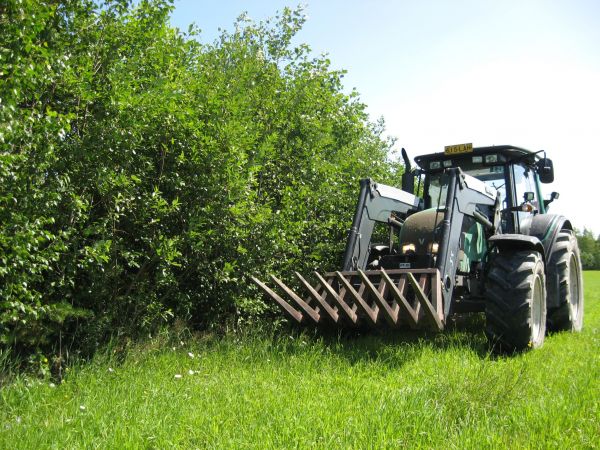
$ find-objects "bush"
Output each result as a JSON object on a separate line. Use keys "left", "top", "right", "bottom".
{"left": 576, "top": 229, "right": 600, "bottom": 270}
{"left": 0, "top": 0, "right": 399, "bottom": 356}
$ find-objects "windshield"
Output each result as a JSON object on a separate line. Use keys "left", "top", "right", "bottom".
{"left": 428, "top": 165, "right": 506, "bottom": 208}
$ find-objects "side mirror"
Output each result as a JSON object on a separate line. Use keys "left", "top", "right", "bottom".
{"left": 401, "top": 147, "right": 414, "bottom": 194}
{"left": 536, "top": 157, "right": 554, "bottom": 183}
{"left": 401, "top": 170, "right": 415, "bottom": 194}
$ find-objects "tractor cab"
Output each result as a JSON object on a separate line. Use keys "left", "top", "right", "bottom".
{"left": 388, "top": 145, "right": 557, "bottom": 274}
{"left": 413, "top": 145, "right": 555, "bottom": 234}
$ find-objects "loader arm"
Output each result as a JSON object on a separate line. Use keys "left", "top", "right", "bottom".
{"left": 342, "top": 178, "right": 421, "bottom": 271}
{"left": 435, "top": 168, "right": 498, "bottom": 316}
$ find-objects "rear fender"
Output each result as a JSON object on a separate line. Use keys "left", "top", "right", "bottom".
{"left": 520, "top": 214, "right": 574, "bottom": 309}
{"left": 519, "top": 214, "right": 572, "bottom": 260}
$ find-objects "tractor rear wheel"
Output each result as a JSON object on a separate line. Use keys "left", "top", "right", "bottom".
{"left": 546, "top": 230, "right": 584, "bottom": 332}
{"left": 485, "top": 250, "right": 546, "bottom": 352}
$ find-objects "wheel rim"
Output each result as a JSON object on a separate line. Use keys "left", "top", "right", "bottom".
{"left": 531, "top": 274, "right": 544, "bottom": 342}
{"left": 569, "top": 254, "right": 581, "bottom": 321}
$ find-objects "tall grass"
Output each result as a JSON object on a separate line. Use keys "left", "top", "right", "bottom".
{"left": 1, "top": 272, "right": 599, "bottom": 449}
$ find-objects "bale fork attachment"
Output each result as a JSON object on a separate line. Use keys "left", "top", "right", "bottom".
{"left": 251, "top": 269, "right": 444, "bottom": 330}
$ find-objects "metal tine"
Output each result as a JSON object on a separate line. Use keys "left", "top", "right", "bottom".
{"left": 430, "top": 272, "right": 443, "bottom": 321}
{"left": 379, "top": 270, "right": 419, "bottom": 328}
{"left": 314, "top": 271, "right": 358, "bottom": 324}
{"left": 295, "top": 272, "right": 339, "bottom": 323}
{"left": 335, "top": 271, "right": 379, "bottom": 326}
{"left": 409, "top": 276, "right": 422, "bottom": 320}
{"left": 357, "top": 270, "right": 399, "bottom": 327}
{"left": 406, "top": 273, "right": 444, "bottom": 331}
{"left": 378, "top": 275, "right": 389, "bottom": 297}
{"left": 269, "top": 275, "right": 321, "bottom": 324}
{"left": 251, "top": 276, "right": 303, "bottom": 323}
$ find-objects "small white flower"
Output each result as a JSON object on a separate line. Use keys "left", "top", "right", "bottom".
{"left": 79, "top": 405, "right": 86, "bottom": 411}
{"left": 49, "top": 382, "right": 56, "bottom": 388}
{"left": 174, "top": 374, "right": 183, "bottom": 379}
{"left": 108, "top": 367, "right": 114, "bottom": 373}
{"left": 188, "top": 369, "right": 195, "bottom": 375}
{"left": 187, "top": 352, "right": 194, "bottom": 359}
{"left": 15, "top": 416, "right": 22, "bottom": 424}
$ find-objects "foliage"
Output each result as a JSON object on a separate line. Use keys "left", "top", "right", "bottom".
{"left": 0, "top": 1, "right": 399, "bottom": 355}
{"left": 575, "top": 228, "right": 600, "bottom": 270}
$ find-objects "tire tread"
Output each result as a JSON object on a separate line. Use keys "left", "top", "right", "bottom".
{"left": 485, "top": 250, "right": 546, "bottom": 352}
{"left": 547, "top": 230, "right": 584, "bottom": 331}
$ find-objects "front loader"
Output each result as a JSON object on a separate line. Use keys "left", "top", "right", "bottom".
{"left": 252, "top": 145, "right": 584, "bottom": 351}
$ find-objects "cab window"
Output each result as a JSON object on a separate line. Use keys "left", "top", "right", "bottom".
{"left": 513, "top": 164, "right": 537, "bottom": 229}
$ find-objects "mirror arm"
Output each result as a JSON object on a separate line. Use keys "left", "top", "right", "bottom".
{"left": 543, "top": 191, "right": 559, "bottom": 209}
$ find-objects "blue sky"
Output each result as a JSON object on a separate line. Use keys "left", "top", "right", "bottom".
{"left": 170, "top": 0, "right": 600, "bottom": 233}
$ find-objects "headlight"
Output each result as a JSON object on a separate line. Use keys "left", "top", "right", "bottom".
{"left": 401, "top": 243, "right": 416, "bottom": 254}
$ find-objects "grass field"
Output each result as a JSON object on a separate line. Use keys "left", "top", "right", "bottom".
{"left": 1, "top": 272, "right": 599, "bottom": 449}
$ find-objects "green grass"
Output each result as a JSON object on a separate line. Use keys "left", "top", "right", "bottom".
{"left": 2, "top": 273, "right": 599, "bottom": 449}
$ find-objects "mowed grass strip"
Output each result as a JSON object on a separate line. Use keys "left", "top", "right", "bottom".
{"left": 1, "top": 272, "right": 599, "bottom": 449}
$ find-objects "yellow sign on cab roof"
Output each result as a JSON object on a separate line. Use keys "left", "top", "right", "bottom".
{"left": 444, "top": 143, "right": 473, "bottom": 155}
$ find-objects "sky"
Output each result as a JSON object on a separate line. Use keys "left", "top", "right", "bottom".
{"left": 170, "top": 0, "right": 600, "bottom": 234}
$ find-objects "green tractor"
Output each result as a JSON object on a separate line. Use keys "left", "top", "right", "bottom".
{"left": 252, "top": 144, "right": 583, "bottom": 351}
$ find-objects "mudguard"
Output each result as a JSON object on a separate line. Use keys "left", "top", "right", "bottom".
{"left": 519, "top": 214, "right": 572, "bottom": 261}
{"left": 488, "top": 234, "right": 545, "bottom": 260}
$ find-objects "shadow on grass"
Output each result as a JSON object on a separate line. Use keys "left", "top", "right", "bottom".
{"left": 259, "top": 313, "right": 495, "bottom": 370}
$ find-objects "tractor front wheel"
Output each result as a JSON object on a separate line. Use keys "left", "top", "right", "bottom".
{"left": 485, "top": 250, "right": 546, "bottom": 352}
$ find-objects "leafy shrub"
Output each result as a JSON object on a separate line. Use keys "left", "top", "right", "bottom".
{"left": 576, "top": 228, "right": 600, "bottom": 270}
{"left": 0, "top": 0, "right": 399, "bottom": 356}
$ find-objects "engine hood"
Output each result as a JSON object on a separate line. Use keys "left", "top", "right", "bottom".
{"left": 398, "top": 208, "right": 443, "bottom": 254}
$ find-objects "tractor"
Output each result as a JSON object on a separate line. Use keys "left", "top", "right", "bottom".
{"left": 252, "top": 144, "right": 583, "bottom": 351}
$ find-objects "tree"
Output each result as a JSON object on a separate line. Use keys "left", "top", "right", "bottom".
{"left": 575, "top": 228, "right": 600, "bottom": 270}
{"left": 0, "top": 1, "right": 399, "bottom": 356}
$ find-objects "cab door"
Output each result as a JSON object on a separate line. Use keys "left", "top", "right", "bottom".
{"left": 512, "top": 164, "right": 539, "bottom": 232}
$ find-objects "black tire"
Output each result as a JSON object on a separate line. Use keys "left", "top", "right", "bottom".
{"left": 485, "top": 250, "right": 546, "bottom": 352}
{"left": 546, "top": 230, "right": 584, "bottom": 332}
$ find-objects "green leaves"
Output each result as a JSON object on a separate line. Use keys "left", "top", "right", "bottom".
{"left": 576, "top": 228, "right": 600, "bottom": 269}
{"left": 0, "top": 0, "right": 399, "bottom": 356}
